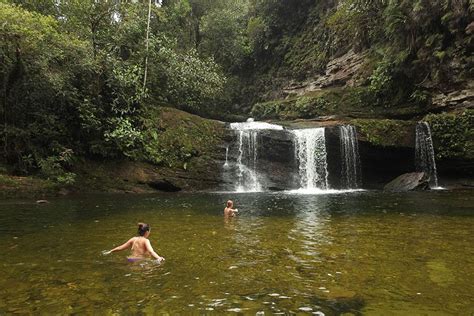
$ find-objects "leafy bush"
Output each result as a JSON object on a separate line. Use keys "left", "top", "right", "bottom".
{"left": 251, "top": 95, "right": 333, "bottom": 120}
{"left": 425, "top": 110, "right": 474, "bottom": 160}
{"left": 150, "top": 37, "right": 226, "bottom": 112}
{"left": 368, "top": 61, "right": 395, "bottom": 100}
{"left": 38, "top": 149, "right": 76, "bottom": 185}
{"left": 104, "top": 118, "right": 144, "bottom": 157}
{"left": 251, "top": 100, "right": 286, "bottom": 119}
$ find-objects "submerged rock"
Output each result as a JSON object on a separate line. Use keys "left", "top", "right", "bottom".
{"left": 309, "top": 293, "right": 366, "bottom": 316}
{"left": 383, "top": 172, "right": 430, "bottom": 192}
{"left": 426, "top": 259, "right": 456, "bottom": 287}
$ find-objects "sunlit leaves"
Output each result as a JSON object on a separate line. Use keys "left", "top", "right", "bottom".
{"left": 150, "top": 39, "right": 226, "bottom": 110}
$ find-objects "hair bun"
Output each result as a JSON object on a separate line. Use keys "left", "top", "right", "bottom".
{"left": 138, "top": 222, "right": 144, "bottom": 228}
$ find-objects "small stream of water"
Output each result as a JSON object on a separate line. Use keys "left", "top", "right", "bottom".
{"left": 340, "top": 125, "right": 361, "bottom": 189}
{"left": 415, "top": 122, "right": 439, "bottom": 188}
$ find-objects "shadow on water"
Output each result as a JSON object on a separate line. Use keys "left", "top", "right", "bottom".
{"left": 310, "top": 294, "right": 366, "bottom": 316}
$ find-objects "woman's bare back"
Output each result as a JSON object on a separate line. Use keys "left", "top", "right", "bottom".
{"left": 106, "top": 223, "right": 164, "bottom": 262}
{"left": 130, "top": 237, "right": 150, "bottom": 258}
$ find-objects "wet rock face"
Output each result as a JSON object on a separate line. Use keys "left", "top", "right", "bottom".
{"left": 431, "top": 81, "right": 474, "bottom": 111}
{"left": 324, "top": 126, "right": 415, "bottom": 189}
{"left": 383, "top": 172, "right": 430, "bottom": 192}
{"left": 282, "top": 50, "right": 367, "bottom": 97}
{"left": 257, "top": 130, "right": 299, "bottom": 190}
{"left": 222, "top": 129, "right": 299, "bottom": 191}
{"left": 358, "top": 140, "right": 415, "bottom": 189}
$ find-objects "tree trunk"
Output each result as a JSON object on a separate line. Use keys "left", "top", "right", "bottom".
{"left": 143, "top": 0, "right": 152, "bottom": 93}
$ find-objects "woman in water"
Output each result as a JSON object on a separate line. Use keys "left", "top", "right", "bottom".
{"left": 224, "top": 200, "right": 238, "bottom": 217}
{"left": 104, "top": 223, "right": 165, "bottom": 263}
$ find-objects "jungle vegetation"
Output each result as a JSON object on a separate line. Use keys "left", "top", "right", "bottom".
{"left": 1, "top": 0, "right": 472, "bottom": 183}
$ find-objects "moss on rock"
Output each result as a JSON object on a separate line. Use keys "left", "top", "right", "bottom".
{"left": 0, "top": 174, "right": 59, "bottom": 199}
{"left": 351, "top": 119, "right": 415, "bottom": 147}
{"left": 425, "top": 110, "right": 474, "bottom": 160}
{"left": 251, "top": 89, "right": 346, "bottom": 120}
{"left": 250, "top": 86, "right": 428, "bottom": 121}
{"left": 141, "top": 107, "right": 225, "bottom": 168}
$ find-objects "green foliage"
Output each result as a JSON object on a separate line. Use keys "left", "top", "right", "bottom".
{"left": 0, "top": 2, "right": 90, "bottom": 168}
{"left": 247, "top": 16, "right": 267, "bottom": 53}
{"left": 38, "top": 149, "right": 76, "bottom": 185}
{"left": 251, "top": 94, "right": 333, "bottom": 120}
{"left": 0, "top": 173, "right": 58, "bottom": 199}
{"left": 104, "top": 118, "right": 143, "bottom": 157}
{"left": 368, "top": 61, "right": 396, "bottom": 97}
{"left": 410, "top": 90, "right": 430, "bottom": 105}
{"left": 1, "top": 0, "right": 472, "bottom": 186}
{"left": 0, "top": 0, "right": 228, "bottom": 176}
{"left": 108, "top": 64, "right": 146, "bottom": 116}
{"left": 425, "top": 110, "right": 474, "bottom": 160}
{"left": 366, "top": 57, "right": 411, "bottom": 107}
{"left": 241, "top": 0, "right": 472, "bottom": 112}
{"left": 294, "top": 96, "right": 331, "bottom": 118}
{"left": 326, "top": 0, "right": 385, "bottom": 50}
{"left": 150, "top": 42, "right": 226, "bottom": 111}
{"left": 251, "top": 100, "right": 288, "bottom": 120}
{"left": 199, "top": 0, "right": 251, "bottom": 72}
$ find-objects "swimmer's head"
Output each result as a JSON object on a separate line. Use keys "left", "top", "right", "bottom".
{"left": 137, "top": 222, "right": 150, "bottom": 236}
{"left": 226, "top": 200, "right": 233, "bottom": 208}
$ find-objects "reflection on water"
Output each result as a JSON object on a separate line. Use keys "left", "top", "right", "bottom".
{"left": 0, "top": 190, "right": 473, "bottom": 314}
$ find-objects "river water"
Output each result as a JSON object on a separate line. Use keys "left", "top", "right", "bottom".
{"left": 0, "top": 190, "right": 473, "bottom": 314}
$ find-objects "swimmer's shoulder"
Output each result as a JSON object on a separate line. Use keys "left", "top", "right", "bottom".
{"left": 129, "top": 236, "right": 140, "bottom": 245}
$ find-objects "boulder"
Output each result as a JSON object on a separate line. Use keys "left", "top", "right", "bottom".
{"left": 383, "top": 172, "right": 430, "bottom": 192}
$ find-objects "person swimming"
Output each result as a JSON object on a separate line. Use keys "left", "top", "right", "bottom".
{"left": 224, "top": 200, "right": 238, "bottom": 217}
{"left": 104, "top": 223, "right": 165, "bottom": 263}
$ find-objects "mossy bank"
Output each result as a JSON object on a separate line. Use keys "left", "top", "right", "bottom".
{"left": 0, "top": 108, "right": 228, "bottom": 199}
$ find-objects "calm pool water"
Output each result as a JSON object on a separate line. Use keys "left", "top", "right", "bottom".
{"left": 0, "top": 190, "right": 473, "bottom": 315}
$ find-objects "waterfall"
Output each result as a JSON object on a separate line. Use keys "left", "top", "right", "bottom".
{"left": 292, "top": 128, "right": 329, "bottom": 190}
{"left": 415, "top": 122, "right": 439, "bottom": 187}
{"left": 223, "top": 146, "right": 229, "bottom": 168}
{"left": 339, "top": 125, "right": 362, "bottom": 188}
{"left": 229, "top": 121, "right": 283, "bottom": 192}
{"left": 236, "top": 130, "right": 260, "bottom": 192}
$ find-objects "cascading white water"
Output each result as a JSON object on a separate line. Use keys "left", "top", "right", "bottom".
{"left": 230, "top": 121, "right": 283, "bottom": 192}
{"left": 415, "top": 122, "right": 439, "bottom": 187}
{"left": 292, "top": 128, "right": 329, "bottom": 190}
{"left": 339, "top": 125, "right": 361, "bottom": 188}
{"left": 223, "top": 146, "right": 229, "bottom": 168}
{"left": 229, "top": 121, "right": 284, "bottom": 130}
